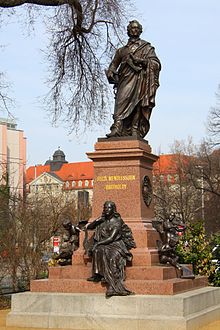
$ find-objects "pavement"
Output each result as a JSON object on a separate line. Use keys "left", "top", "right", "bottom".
{"left": 1, "top": 309, "right": 220, "bottom": 330}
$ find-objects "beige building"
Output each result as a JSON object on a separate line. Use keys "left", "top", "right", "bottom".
{"left": 0, "top": 118, "right": 26, "bottom": 196}
{"left": 26, "top": 148, "right": 94, "bottom": 206}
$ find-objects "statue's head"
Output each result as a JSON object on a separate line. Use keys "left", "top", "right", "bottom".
{"left": 127, "top": 20, "right": 142, "bottom": 38}
{"left": 103, "top": 200, "right": 116, "bottom": 217}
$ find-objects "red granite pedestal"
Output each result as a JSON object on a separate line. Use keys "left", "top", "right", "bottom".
{"left": 31, "top": 137, "right": 208, "bottom": 295}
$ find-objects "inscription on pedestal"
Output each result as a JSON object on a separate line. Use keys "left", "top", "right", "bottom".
{"left": 96, "top": 175, "right": 136, "bottom": 190}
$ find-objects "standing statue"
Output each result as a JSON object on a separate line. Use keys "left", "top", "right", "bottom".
{"left": 86, "top": 201, "right": 136, "bottom": 297}
{"left": 154, "top": 214, "right": 195, "bottom": 279}
{"left": 106, "top": 20, "right": 161, "bottom": 138}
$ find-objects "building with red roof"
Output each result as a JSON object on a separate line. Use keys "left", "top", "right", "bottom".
{"left": 26, "top": 148, "right": 94, "bottom": 204}
{"left": 153, "top": 153, "right": 188, "bottom": 185}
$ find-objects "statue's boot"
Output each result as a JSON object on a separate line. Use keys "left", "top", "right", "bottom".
{"left": 87, "top": 274, "right": 102, "bottom": 282}
{"left": 106, "top": 120, "right": 122, "bottom": 138}
{"left": 106, "top": 129, "right": 118, "bottom": 138}
{"left": 106, "top": 287, "right": 134, "bottom": 298}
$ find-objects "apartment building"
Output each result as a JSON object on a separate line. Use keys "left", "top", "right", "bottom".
{"left": 0, "top": 118, "right": 26, "bottom": 196}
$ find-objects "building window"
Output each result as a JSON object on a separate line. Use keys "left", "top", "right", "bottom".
{"left": 78, "top": 190, "right": 89, "bottom": 208}
{"left": 91, "top": 180, "right": 94, "bottom": 187}
{"left": 72, "top": 181, "right": 76, "bottom": 187}
{"left": 66, "top": 181, "right": 69, "bottom": 188}
{"left": 31, "top": 185, "right": 37, "bottom": 193}
{"left": 85, "top": 180, "right": 89, "bottom": 187}
{"left": 78, "top": 180, "right": 82, "bottom": 187}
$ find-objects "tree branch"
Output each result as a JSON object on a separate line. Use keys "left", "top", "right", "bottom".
{"left": 0, "top": 0, "right": 71, "bottom": 7}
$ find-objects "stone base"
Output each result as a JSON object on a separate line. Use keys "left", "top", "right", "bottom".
{"left": 7, "top": 287, "right": 220, "bottom": 330}
{"left": 31, "top": 269, "right": 207, "bottom": 296}
{"left": 30, "top": 276, "right": 207, "bottom": 295}
{"left": 31, "top": 261, "right": 207, "bottom": 296}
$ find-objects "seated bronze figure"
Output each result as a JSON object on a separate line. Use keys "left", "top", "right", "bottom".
{"left": 86, "top": 201, "right": 136, "bottom": 297}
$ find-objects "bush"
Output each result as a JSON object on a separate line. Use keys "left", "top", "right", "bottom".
{"left": 176, "top": 220, "right": 217, "bottom": 281}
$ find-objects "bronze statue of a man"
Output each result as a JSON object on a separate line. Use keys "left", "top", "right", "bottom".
{"left": 106, "top": 20, "right": 161, "bottom": 138}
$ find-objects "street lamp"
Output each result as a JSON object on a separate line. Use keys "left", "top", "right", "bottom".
{"left": 196, "top": 165, "right": 205, "bottom": 221}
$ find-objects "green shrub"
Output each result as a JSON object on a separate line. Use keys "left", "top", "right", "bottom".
{"left": 176, "top": 220, "right": 216, "bottom": 280}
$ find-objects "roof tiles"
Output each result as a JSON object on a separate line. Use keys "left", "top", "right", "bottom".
{"left": 26, "top": 161, "right": 94, "bottom": 184}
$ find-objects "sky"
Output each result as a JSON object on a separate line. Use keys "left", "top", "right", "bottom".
{"left": 0, "top": 0, "right": 220, "bottom": 166}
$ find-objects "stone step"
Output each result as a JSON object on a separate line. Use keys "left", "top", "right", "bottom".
{"left": 73, "top": 248, "right": 159, "bottom": 266}
{"left": 6, "top": 288, "right": 220, "bottom": 330}
{"left": 49, "top": 264, "right": 178, "bottom": 281}
{"left": 132, "top": 251, "right": 159, "bottom": 265}
{"left": 126, "top": 276, "right": 208, "bottom": 295}
{"left": 127, "top": 265, "right": 178, "bottom": 280}
{"left": 31, "top": 276, "right": 208, "bottom": 295}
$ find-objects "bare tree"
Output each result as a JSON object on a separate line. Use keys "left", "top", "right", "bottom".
{"left": 207, "top": 84, "right": 220, "bottom": 147}
{"left": 0, "top": 72, "right": 13, "bottom": 113}
{"left": 187, "top": 142, "right": 220, "bottom": 199}
{"left": 0, "top": 185, "right": 91, "bottom": 291}
{"left": 153, "top": 150, "right": 202, "bottom": 224}
{"left": 0, "top": 1, "right": 132, "bottom": 131}
{"left": 186, "top": 142, "right": 220, "bottom": 233}
{"left": 166, "top": 139, "right": 220, "bottom": 234}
